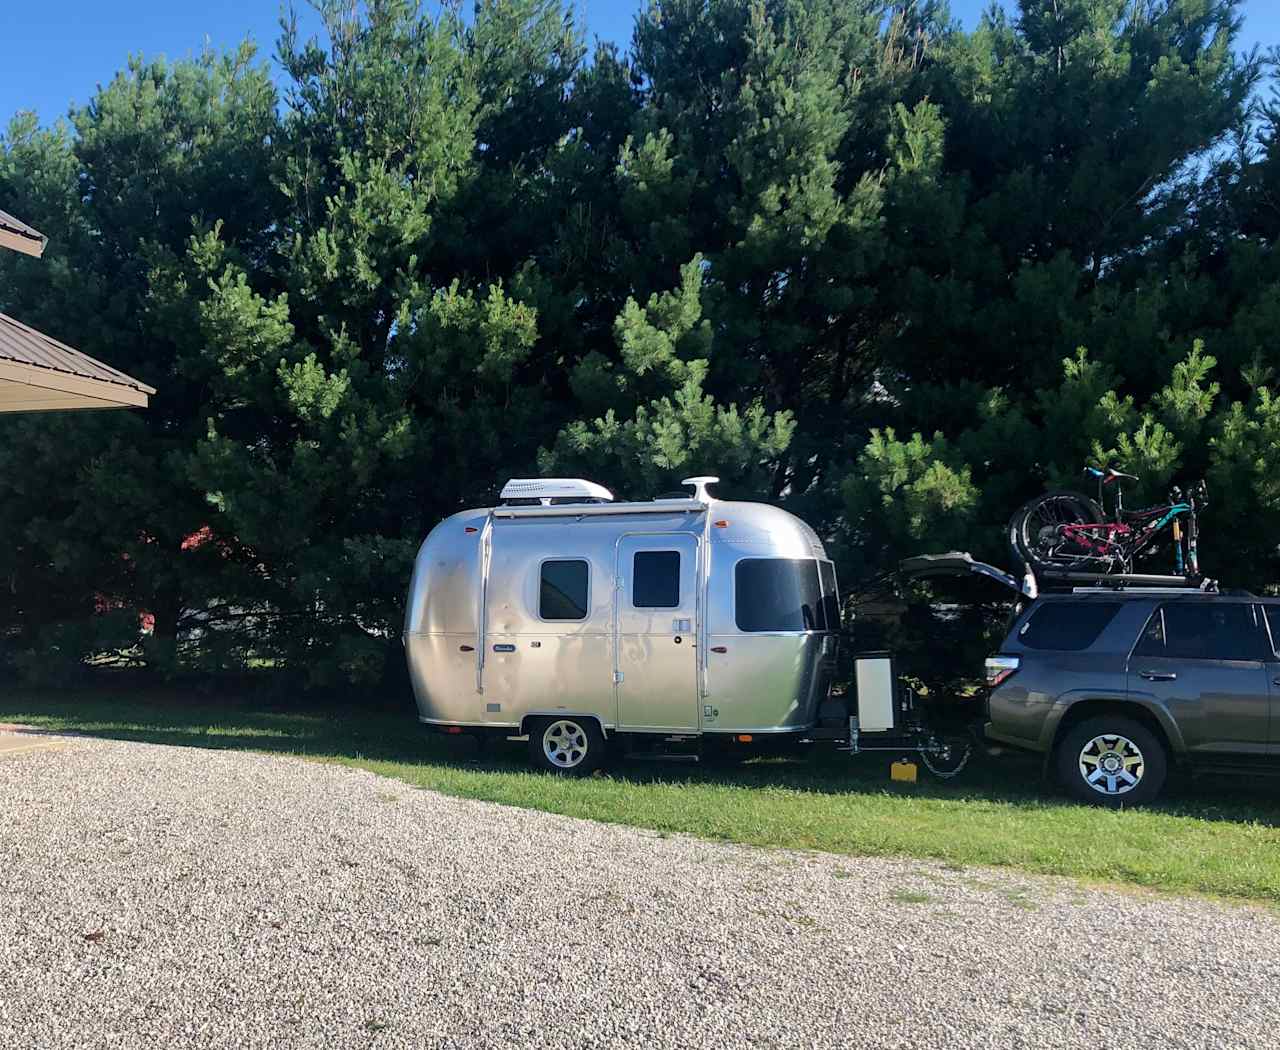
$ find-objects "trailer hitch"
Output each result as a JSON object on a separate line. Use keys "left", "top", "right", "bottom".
{"left": 838, "top": 717, "right": 974, "bottom": 779}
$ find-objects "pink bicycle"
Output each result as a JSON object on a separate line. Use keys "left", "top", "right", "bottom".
{"left": 1009, "top": 467, "right": 1206, "bottom": 580}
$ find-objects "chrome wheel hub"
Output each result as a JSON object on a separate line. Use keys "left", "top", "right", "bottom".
{"left": 543, "top": 720, "right": 589, "bottom": 769}
{"left": 1078, "top": 733, "right": 1144, "bottom": 796}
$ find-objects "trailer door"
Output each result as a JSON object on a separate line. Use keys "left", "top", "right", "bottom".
{"left": 615, "top": 534, "right": 700, "bottom": 731}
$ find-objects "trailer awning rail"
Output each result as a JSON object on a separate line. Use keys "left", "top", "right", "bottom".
{"left": 492, "top": 499, "right": 704, "bottom": 519}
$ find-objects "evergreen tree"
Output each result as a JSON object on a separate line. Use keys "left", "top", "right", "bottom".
{"left": 1, "top": 0, "right": 1276, "bottom": 693}
{"left": 0, "top": 46, "right": 281, "bottom": 676}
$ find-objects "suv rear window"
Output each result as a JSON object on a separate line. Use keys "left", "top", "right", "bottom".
{"left": 1018, "top": 602, "right": 1121, "bottom": 651}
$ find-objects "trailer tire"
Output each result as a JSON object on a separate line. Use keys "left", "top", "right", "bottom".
{"left": 528, "top": 717, "right": 607, "bottom": 776}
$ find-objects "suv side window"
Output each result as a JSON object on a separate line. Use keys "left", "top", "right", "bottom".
{"left": 1018, "top": 602, "right": 1121, "bottom": 650}
{"left": 1135, "top": 603, "right": 1269, "bottom": 662}
{"left": 1133, "top": 611, "right": 1164, "bottom": 656}
{"left": 1264, "top": 607, "right": 1280, "bottom": 657}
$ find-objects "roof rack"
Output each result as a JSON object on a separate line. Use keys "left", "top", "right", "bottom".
{"left": 1039, "top": 570, "right": 1218, "bottom": 593}
{"left": 1068, "top": 586, "right": 1217, "bottom": 595}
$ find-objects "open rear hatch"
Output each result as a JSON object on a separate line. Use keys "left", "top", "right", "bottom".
{"left": 898, "top": 551, "right": 1035, "bottom": 597}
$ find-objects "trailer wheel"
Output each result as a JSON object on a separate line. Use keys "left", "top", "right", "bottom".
{"left": 529, "top": 717, "right": 606, "bottom": 776}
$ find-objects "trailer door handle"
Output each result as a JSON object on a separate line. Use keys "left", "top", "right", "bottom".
{"left": 1139, "top": 670, "right": 1176, "bottom": 681}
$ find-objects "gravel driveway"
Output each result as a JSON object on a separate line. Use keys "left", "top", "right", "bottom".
{"left": 1, "top": 736, "right": 1277, "bottom": 1050}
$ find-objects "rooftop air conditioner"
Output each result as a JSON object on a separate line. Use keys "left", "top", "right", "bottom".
{"left": 499, "top": 478, "right": 615, "bottom": 504}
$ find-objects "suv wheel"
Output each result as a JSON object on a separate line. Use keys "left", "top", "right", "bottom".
{"left": 1055, "top": 715, "right": 1167, "bottom": 807}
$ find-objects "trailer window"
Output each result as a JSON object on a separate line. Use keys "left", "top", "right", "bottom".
{"left": 540, "top": 560, "right": 589, "bottom": 620}
{"left": 735, "top": 559, "right": 825, "bottom": 632}
{"left": 633, "top": 551, "right": 681, "bottom": 608}
{"left": 819, "top": 560, "right": 840, "bottom": 630}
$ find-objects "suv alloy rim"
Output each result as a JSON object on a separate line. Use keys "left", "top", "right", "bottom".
{"left": 543, "top": 720, "right": 589, "bottom": 769}
{"left": 1078, "top": 733, "right": 1144, "bottom": 795}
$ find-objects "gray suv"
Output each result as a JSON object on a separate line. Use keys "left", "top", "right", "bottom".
{"left": 985, "top": 592, "right": 1280, "bottom": 806}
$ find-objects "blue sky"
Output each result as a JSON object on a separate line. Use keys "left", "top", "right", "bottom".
{"left": 3, "top": 1, "right": 1278, "bottom": 128}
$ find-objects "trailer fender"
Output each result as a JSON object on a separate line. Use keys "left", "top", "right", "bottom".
{"left": 518, "top": 711, "right": 612, "bottom": 739}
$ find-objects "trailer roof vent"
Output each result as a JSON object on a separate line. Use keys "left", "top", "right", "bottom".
{"left": 499, "top": 478, "right": 615, "bottom": 504}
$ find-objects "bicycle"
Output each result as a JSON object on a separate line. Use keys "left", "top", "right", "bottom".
{"left": 1009, "top": 467, "right": 1207, "bottom": 579}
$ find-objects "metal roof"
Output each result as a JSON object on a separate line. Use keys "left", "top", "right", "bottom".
{"left": 0, "top": 311, "right": 154, "bottom": 412}
{"left": 0, "top": 209, "right": 46, "bottom": 258}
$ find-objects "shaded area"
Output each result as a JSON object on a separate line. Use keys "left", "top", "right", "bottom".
{"left": 2, "top": 687, "right": 1279, "bottom": 904}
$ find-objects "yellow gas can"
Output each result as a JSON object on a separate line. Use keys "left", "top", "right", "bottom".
{"left": 891, "top": 759, "right": 918, "bottom": 784}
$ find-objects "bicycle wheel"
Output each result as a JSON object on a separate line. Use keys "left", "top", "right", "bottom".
{"left": 1009, "top": 490, "right": 1106, "bottom": 573}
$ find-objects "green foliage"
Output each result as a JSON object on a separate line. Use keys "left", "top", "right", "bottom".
{"left": 543, "top": 255, "right": 793, "bottom": 495}
{"left": 2, "top": 0, "right": 1278, "bottom": 691}
{"left": 846, "top": 429, "right": 980, "bottom": 563}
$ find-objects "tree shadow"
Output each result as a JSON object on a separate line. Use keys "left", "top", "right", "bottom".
{"left": 5, "top": 687, "right": 1280, "bottom": 827}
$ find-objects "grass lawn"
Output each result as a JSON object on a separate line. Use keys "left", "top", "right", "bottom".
{"left": 4, "top": 687, "right": 1280, "bottom": 906}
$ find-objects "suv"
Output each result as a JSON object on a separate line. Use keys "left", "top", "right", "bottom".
{"left": 985, "top": 591, "right": 1280, "bottom": 806}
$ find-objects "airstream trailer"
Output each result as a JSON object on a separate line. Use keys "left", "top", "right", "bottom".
{"left": 403, "top": 476, "right": 842, "bottom": 772}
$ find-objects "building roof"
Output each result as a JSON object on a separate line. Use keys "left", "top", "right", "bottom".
{"left": 0, "top": 209, "right": 46, "bottom": 258}
{"left": 0, "top": 311, "right": 155, "bottom": 412}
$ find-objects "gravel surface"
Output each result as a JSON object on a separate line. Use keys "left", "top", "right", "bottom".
{"left": 1, "top": 737, "right": 1278, "bottom": 1050}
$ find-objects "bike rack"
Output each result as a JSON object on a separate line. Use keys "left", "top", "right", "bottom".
{"left": 897, "top": 551, "right": 1219, "bottom": 595}
{"left": 1032, "top": 567, "right": 1218, "bottom": 592}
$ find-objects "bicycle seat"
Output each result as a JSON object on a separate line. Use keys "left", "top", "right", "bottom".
{"left": 1084, "top": 466, "right": 1139, "bottom": 484}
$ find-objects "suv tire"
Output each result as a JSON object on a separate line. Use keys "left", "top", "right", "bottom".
{"left": 1055, "top": 715, "right": 1167, "bottom": 808}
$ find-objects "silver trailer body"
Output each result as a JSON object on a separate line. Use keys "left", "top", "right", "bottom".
{"left": 403, "top": 479, "right": 839, "bottom": 738}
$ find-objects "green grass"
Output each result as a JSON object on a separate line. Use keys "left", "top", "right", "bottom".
{"left": 4, "top": 687, "right": 1280, "bottom": 905}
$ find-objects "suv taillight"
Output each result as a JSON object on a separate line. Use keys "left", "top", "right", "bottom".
{"left": 985, "top": 655, "right": 1020, "bottom": 688}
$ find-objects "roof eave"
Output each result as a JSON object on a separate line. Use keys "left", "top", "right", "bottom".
{"left": 0, "top": 225, "right": 45, "bottom": 258}
{"left": 0, "top": 359, "right": 151, "bottom": 412}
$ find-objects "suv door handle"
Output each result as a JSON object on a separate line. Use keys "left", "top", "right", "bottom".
{"left": 1139, "top": 670, "right": 1177, "bottom": 682}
